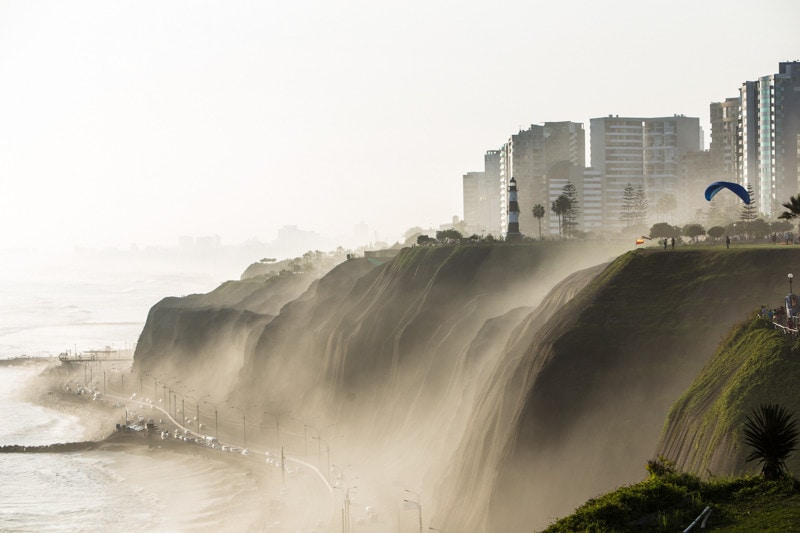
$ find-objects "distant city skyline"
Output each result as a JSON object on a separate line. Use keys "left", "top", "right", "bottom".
{"left": 1, "top": 0, "right": 797, "bottom": 254}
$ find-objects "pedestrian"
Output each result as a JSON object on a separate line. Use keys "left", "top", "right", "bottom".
{"left": 725, "top": 235, "right": 730, "bottom": 249}
{"left": 671, "top": 237, "right": 675, "bottom": 250}
{"left": 663, "top": 238, "right": 667, "bottom": 251}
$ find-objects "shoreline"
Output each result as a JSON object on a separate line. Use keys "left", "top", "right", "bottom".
{"left": 13, "top": 362, "right": 296, "bottom": 532}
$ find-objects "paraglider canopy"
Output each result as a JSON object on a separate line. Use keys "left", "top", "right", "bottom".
{"left": 704, "top": 181, "right": 751, "bottom": 204}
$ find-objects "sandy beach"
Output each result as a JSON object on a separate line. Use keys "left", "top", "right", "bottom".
{"left": 11, "top": 362, "right": 326, "bottom": 533}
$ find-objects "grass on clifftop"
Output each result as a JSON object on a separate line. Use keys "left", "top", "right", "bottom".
{"left": 542, "top": 463, "right": 800, "bottom": 532}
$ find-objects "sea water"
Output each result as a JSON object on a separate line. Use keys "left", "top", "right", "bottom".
{"left": 0, "top": 251, "right": 253, "bottom": 532}
{"left": 0, "top": 365, "right": 162, "bottom": 532}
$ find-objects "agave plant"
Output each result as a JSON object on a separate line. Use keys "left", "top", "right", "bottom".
{"left": 743, "top": 403, "right": 799, "bottom": 480}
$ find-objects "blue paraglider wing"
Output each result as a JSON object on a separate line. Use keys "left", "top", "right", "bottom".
{"left": 704, "top": 181, "right": 751, "bottom": 204}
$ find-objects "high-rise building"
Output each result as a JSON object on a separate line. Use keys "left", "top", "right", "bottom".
{"left": 591, "top": 115, "right": 701, "bottom": 230}
{"left": 462, "top": 171, "right": 484, "bottom": 236}
{"left": 738, "top": 61, "right": 800, "bottom": 216}
{"left": 484, "top": 150, "right": 502, "bottom": 237}
{"left": 462, "top": 151, "right": 504, "bottom": 238}
{"left": 506, "top": 122, "right": 585, "bottom": 236}
{"left": 709, "top": 97, "right": 740, "bottom": 182}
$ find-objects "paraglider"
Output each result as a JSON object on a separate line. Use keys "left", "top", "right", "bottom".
{"left": 704, "top": 181, "right": 751, "bottom": 204}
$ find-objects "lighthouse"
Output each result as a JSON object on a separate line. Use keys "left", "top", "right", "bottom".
{"left": 506, "top": 177, "right": 521, "bottom": 240}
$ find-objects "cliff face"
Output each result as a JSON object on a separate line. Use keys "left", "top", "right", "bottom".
{"left": 133, "top": 243, "right": 800, "bottom": 532}
{"left": 441, "top": 248, "right": 800, "bottom": 532}
{"left": 133, "top": 271, "right": 318, "bottom": 393}
{"left": 133, "top": 241, "right": 624, "bottom": 523}
{"left": 233, "top": 244, "right": 620, "bottom": 450}
{"left": 655, "top": 316, "right": 800, "bottom": 478}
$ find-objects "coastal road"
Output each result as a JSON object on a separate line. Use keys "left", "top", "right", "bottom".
{"left": 94, "top": 388, "right": 337, "bottom": 532}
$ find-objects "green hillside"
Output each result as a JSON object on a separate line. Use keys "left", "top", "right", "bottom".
{"left": 657, "top": 314, "right": 800, "bottom": 478}
{"left": 543, "top": 313, "right": 800, "bottom": 532}
{"left": 543, "top": 468, "right": 800, "bottom": 532}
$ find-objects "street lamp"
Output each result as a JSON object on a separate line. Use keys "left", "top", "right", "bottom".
{"left": 404, "top": 489, "right": 423, "bottom": 533}
{"left": 229, "top": 404, "right": 256, "bottom": 448}
{"left": 291, "top": 416, "right": 312, "bottom": 459}
{"left": 789, "top": 273, "right": 794, "bottom": 294}
{"left": 179, "top": 389, "right": 195, "bottom": 426}
{"left": 312, "top": 436, "right": 331, "bottom": 479}
{"left": 186, "top": 393, "right": 200, "bottom": 430}
{"left": 203, "top": 399, "right": 219, "bottom": 438}
{"left": 264, "top": 410, "right": 287, "bottom": 448}
{"left": 229, "top": 405, "right": 246, "bottom": 448}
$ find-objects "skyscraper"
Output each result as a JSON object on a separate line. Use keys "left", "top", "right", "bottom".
{"left": 462, "top": 151, "right": 503, "bottom": 238}
{"left": 709, "top": 97, "right": 740, "bottom": 182}
{"left": 738, "top": 61, "right": 800, "bottom": 216}
{"left": 591, "top": 115, "right": 701, "bottom": 230}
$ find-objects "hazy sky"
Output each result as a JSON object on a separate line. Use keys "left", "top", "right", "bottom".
{"left": 1, "top": 0, "right": 797, "bottom": 251}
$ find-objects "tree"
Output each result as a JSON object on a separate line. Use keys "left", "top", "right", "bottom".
{"left": 747, "top": 218, "right": 771, "bottom": 239}
{"left": 740, "top": 184, "right": 758, "bottom": 222}
{"left": 649, "top": 222, "right": 680, "bottom": 239}
{"left": 771, "top": 220, "right": 793, "bottom": 233}
{"left": 562, "top": 182, "right": 580, "bottom": 238}
{"left": 779, "top": 195, "right": 800, "bottom": 235}
{"left": 532, "top": 204, "right": 546, "bottom": 240}
{"left": 435, "top": 229, "right": 463, "bottom": 244}
{"left": 620, "top": 183, "right": 637, "bottom": 226}
{"left": 551, "top": 195, "right": 571, "bottom": 239}
{"left": 634, "top": 185, "right": 649, "bottom": 226}
{"left": 707, "top": 226, "right": 726, "bottom": 240}
{"left": 682, "top": 223, "right": 706, "bottom": 242}
{"left": 743, "top": 404, "right": 799, "bottom": 480}
{"left": 404, "top": 226, "right": 426, "bottom": 246}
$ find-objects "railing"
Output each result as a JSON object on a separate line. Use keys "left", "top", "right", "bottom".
{"left": 772, "top": 320, "right": 799, "bottom": 336}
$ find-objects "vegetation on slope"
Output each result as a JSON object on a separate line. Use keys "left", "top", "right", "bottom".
{"left": 544, "top": 313, "right": 800, "bottom": 532}
{"left": 542, "top": 462, "right": 800, "bottom": 532}
{"left": 486, "top": 247, "right": 800, "bottom": 532}
{"left": 656, "top": 313, "right": 800, "bottom": 477}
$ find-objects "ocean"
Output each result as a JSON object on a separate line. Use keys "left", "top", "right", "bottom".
{"left": 0, "top": 250, "right": 271, "bottom": 532}
{"left": 0, "top": 365, "right": 159, "bottom": 531}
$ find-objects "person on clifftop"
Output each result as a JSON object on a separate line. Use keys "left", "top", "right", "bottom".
{"left": 726, "top": 235, "right": 731, "bottom": 249}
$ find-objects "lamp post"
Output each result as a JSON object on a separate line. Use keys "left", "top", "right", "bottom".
{"left": 344, "top": 485, "right": 357, "bottom": 533}
{"left": 264, "top": 410, "right": 286, "bottom": 448}
{"left": 404, "top": 489, "right": 423, "bottom": 533}
{"left": 179, "top": 389, "right": 194, "bottom": 426}
{"left": 789, "top": 273, "right": 794, "bottom": 294}
{"left": 229, "top": 404, "right": 256, "bottom": 448}
{"left": 186, "top": 393, "right": 199, "bottom": 429}
{"left": 203, "top": 399, "right": 219, "bottom": 438}
{"left": 312, "top": 436, "right": 331, "bottom": 480}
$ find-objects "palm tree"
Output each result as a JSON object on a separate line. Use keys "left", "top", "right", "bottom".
{"left": 532, "top": 204, "right": 545, "bottom": 240}
{"left": 743, "top": 403, "right": 799, "bottom": 480}
{"left": 551, "top": 195, "right": 571, "bottom": 239}
{"left": 780, "top": 195, "right": 800, "bottom": 219}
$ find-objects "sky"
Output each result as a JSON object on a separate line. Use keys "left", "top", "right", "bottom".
{"left": 1, "top": 0, "right": 798, "bottom": 252}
